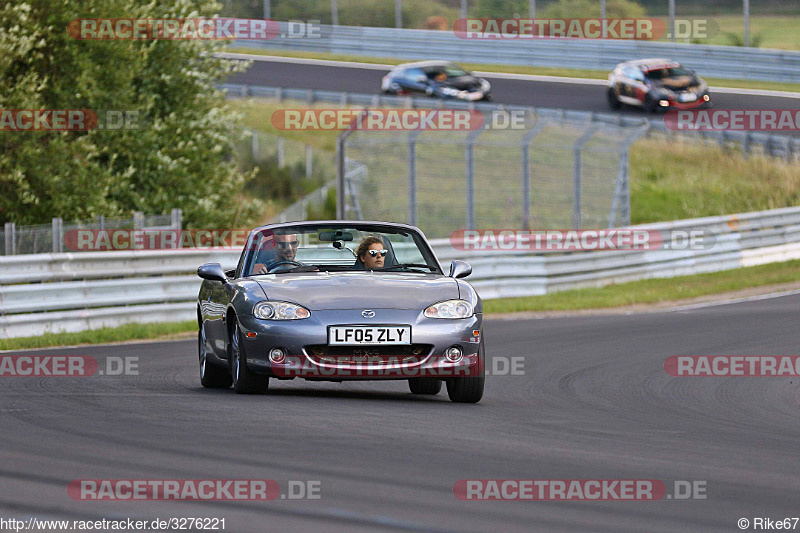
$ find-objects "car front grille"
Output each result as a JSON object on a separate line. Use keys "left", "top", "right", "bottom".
{"left": 304, "top": 344, "right": 433, "bottom": 364}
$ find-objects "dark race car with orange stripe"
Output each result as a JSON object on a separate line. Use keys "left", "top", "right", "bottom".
{"left": 607, "top": 58, "right": 711, "bottom": 112}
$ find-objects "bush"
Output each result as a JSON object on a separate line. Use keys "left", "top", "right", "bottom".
{"left": 542, "top": 0, "right": 646, "bottom": 19}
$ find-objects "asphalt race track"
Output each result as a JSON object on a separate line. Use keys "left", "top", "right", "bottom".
{"left": 227, "top": 55, "right": 800, "bottom": 115}
{"left": 1, "top": 292, "right": 798, "bottom": 532}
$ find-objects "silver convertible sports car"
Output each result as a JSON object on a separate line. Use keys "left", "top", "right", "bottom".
{"left": 196, "top": 221, "right": 484, "bottom": 403}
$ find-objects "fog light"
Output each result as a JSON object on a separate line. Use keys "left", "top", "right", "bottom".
{"left": 445, "top": 346, "right": 463, "bottom": 363}
{"left": 659, "top": 100, "right": 669, "bottom": 107}
{"left": 269, "top": 348, "right": 286, "bottom": 364}
{"left": 703, "top": 95, "right": 710, "bottom": 101}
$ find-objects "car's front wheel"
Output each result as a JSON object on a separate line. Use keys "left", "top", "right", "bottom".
{"left": 408, "top": 377, "right": 442, "bottom": 395}
{"left": 446, "top": 340, "right": 485, "bottom": 403}
{"left": 607, "top": 88, "right": 621, "bottom": 109}
{"left": 229, "top": 320, "right": 269, "bottom": 394}
{"left": 199, "top": 322, "right": 232, "bottom": 389}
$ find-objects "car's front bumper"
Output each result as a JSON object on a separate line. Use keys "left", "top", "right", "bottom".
{"left": 236, "top": 308, "right": 483, "bottom": 381}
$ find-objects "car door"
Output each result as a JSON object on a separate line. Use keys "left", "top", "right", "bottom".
{"left": 400, "top": 68, "right": 431, "bottom": 94}
{"left": 619, "top": 67, "right": 646, "bottom": 103}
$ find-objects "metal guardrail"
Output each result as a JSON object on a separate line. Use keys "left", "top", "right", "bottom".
{"left": 2, "top": 207, "right": 800, "bottom": 338}
{"left": 222, "top": 83, "right": 799, "bottom": 161}
{"left": 235, "top": 24, "right": 800, "bottom": 83}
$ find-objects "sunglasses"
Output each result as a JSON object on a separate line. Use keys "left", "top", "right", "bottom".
{"left": 275, "top": 240, "right": 299, "bottom": 249}
{"left": 367, "top": 249, "right": 388, "bottom": 257}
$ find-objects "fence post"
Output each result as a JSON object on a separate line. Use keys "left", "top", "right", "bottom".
{"left": 252, "top": 130, "right": 259, "bottom": 160}
{"left": 465, "top": 127, "right": 486, "bottom": 231}
{"left": 171, "top": 208, "right": 182, "bottom": 229}
{"left": 521, "top": 117, "right": 550, "bottom": 231}
{"left": 4, "top": 222, "right": 15, "bottom": 255}
{"left": 465, "top": 139, "right": 475, "bottom": 231}
{"left": 52, "top": 218, "right": 63, "bottom": 253}
{"left": 306, "top": 144, "right": 313, "bottom": 179}
{"left": 407, "top": 131, "right": 419, "bottom": 226}
{"left": 278, "top": 136, "right": 285, "bottom": 167}
{"left": 133, "top": 211, "right": 144, "bottom": 229}
{"left": 572, "top": 125, "right": 600, "bottom": 229}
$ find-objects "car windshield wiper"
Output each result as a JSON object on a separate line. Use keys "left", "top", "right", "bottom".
{"left": 380, "top": 263, "right": 437, "bottom": 272}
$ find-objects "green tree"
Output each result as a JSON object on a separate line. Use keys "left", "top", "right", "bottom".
{"left": 0, "top": 0, "right": 258, "bottom": 227}
{"left": 472, "top": 0, "right": 528, "bottom": 19}
{"left": 542, "top": 0, "right": 646, "bottom": 18}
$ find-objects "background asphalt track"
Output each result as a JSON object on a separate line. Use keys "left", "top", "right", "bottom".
{"left": 228, "top": 57, "right": 800, "bottom": 115}
{"left": 1, "top": 293, "right": 798, "bottom": 532}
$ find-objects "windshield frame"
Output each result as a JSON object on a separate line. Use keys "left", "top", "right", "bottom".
{"left": 238, "top": 221, "right": 443, "bottom": 277}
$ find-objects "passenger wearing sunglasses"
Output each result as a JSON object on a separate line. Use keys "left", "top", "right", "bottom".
{"left": 355, "top": 236, "right": 387, "bottom": 270}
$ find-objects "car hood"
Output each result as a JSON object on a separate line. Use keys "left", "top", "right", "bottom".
{"left": 650, "top": 75, "right": 699, "bottom": 91}
{"left": 254, "top": 272, "right": 460, "bottom": 310}
{"left": 445, "top": 75, "right": 483, "bottom": 91}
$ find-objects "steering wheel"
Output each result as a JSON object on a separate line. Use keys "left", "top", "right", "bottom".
{"left": 266, "top": 260, "right": 303, "bottom": 273}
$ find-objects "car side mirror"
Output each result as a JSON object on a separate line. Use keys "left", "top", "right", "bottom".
{"left": 197, "top": 263, "right": 228, "bottom": 283}
{"left": 449, "top": 260, "right": 472, "bottom": 279}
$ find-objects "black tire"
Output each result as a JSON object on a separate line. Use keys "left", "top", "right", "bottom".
{"left": 229, "top": 320, "right": 269, "bottom": 394}
{"left": 408, "top": 377, "right": 442, "bottom": 395}
{"left": 643, "top": 93, "right": 659, "bottom": 113}
{"left": 199, "top": 322, "right": 232, "bottom": 389}
{"left": 446, "top": 340, "right": 485, "bottom": 403}
{"left": 607, "top": 88, "right": 621, "bottom": 109}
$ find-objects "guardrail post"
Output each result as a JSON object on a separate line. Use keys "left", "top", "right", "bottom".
{"left": 97, "top": 215, "right": 105, "bottom": 231}
{"left": 278, "top": 136, "right": 285, "bottom": 167}
{"left": 306, "top": 144, "right": 313, "bottom": 179}
{"left": 52, "top": 218, "right": 63, "bottom": 253}
{"left": 742, "top": 132, "right": 751, "bottom": 158}
{"left": 4, "top": 222, "right": 15, "bottom": 255}
{"left": 171, "top": 208, "right": 182, "bottom": 229}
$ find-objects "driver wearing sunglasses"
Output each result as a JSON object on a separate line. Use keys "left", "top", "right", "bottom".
{"left": 252, "top": 232, "right": 303, "bottom": 274}
{"left": 355, "top": 236, "right": 387, "bottom": 270}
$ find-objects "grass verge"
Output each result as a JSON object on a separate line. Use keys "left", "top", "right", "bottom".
{"left": 0, "top": 321, "right": 196, "bottom": 352}
{"left": 483, "top": 260, "right": 800, "bottom": 313}
{"left": 225, "top": 47, "right": 800, "bottom": 94}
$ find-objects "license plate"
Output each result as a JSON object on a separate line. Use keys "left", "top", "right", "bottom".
{"left": 680, "top": 93, "right": 697, "bottom": 102}
{"left": 328, "top": 326, "right": 411, "bottom": 345}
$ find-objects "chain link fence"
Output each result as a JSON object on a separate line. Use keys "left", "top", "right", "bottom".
{"left": 339, "top": 110, "right": 647, "bottom": 239}
{"left": 1, "top": 210, "right": 181, "bottom": 256}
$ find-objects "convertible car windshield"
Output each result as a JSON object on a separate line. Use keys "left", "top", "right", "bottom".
{"left": 243, "top": 223, "right": 441, "bottom": 275}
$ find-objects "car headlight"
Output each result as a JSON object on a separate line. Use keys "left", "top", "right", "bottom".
{"left": 254, "top": 301, "right": 310, "bottom": 320}
{"left": 440, "top": 87, "right": 460, "bottom": 96}
{"left": 424, "top": 299, "right": 473, "bottom": 319}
